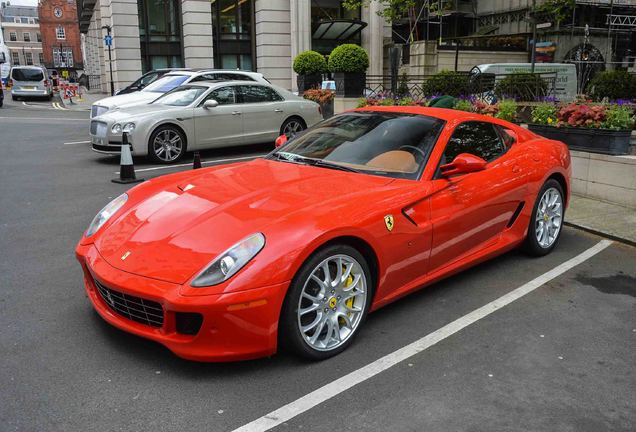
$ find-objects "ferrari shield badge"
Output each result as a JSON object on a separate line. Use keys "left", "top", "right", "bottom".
{"left": 384, "top": 214, "right": 394, "bottom": 232}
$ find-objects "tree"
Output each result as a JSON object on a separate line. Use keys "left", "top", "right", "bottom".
{"left": 342, "top": 0, "right": 416, "bottom": 22}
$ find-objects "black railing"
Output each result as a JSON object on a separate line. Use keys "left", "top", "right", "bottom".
{"left": 364, "top": 71, "right": 558, "bottom": 102}
{"left": 87, "top": 75, "right": 101, "bottom": 91}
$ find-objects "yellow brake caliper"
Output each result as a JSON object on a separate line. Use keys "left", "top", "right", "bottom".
{"left": 339, "top": 270, "right": 355, "bottom": 326}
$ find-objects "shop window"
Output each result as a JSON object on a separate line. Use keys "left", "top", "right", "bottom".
{"left": 212, "top": 0, "right": 254, "bottom": 70}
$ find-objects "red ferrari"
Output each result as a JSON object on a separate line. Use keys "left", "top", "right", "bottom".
{"left": 76, "top": 106, "right": 570, "bottom": 361}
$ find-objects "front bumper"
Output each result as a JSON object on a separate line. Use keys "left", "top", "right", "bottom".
{"left": 75, "top": 243, "right": 289, "bottom": 361}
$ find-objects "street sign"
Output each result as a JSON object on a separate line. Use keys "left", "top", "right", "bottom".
{"left": 104, "top": 35, "right": 112, "bottom": 46}
{"left": 537, "top": 22, "right": 552, "bottom": 29}
{"left": 61, "top": 70, "right": 69, "bottom": 78}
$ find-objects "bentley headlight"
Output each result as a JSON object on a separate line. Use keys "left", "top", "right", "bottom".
{"left": 111, "top": 123, "right": 122, "bottom": 134}
{"left": 123, "top": 122, "right": 135, "bottom": 133}
{"left": 191, "top": 233, "right": 265, "bottom": 287}
{"left": 85, "top": 193, "right": 128, "bottom": 237}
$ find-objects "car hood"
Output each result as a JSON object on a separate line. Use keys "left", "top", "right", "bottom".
{"left": 96, "top": 103, "right": 185, "bottom": 122}
{"left": 94, "top": 158, "right": 395, "bottom": 285}
{"left": 93, "top": 91, "right": 161, "bottom": 109}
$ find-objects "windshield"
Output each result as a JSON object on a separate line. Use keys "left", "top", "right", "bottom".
{"left": 12, "top": 68, "right": 44, "bottom": 82}
{"left": 152, "top": 86, "right": 206, "bottom": 106}
{"left": 272, "top": 112, "right": 445, "bottom": 179}
{"left": 142, "top": 74, "right": 189, "bottom": 93}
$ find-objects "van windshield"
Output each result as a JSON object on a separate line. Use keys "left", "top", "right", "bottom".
{"left": 12, "top": 68, "right": 44, "bottom": 81}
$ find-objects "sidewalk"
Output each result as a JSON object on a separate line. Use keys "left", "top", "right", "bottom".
{"left": 565, "top": 194, "right": 636, "bottom": 246}
{"left": 57, "top": 88, "right": 108, "bottom": 111}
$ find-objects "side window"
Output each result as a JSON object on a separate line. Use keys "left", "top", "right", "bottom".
{"left": 495, "top": 125, "right": 516, "bottom": 150}
{"left": 444, "top": 122, "right": 506, "bottom": 163}
{"left": 240, "top": 85, "right": 283, "bottom": 103}
{"left": 206, "top": 86, "right": 237, "bottom": 105}
{"left": 140, "top": 72, "right": 159, "bottom": 86}
{"left": 190, "top": 73, "right": 217, "bottom": 83}
{"left": 218, "top": 73, "right": 254, "bottom": 81}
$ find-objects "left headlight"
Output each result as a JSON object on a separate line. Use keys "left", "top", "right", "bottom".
{"left": 85, "top": 193, "right": 128, "bottom": 237}
{"left": 111, "top": 123, "right": 122, "bottom": 134}
{"left": 191, "top": 233, "right": 266, "bottom": 287}
{"left": 123, "top": 122, "right": 135, "bottom": 133}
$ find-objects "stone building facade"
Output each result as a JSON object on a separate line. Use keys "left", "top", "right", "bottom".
{"left": 0, "top": 5, "right": 43, "bottom": 67}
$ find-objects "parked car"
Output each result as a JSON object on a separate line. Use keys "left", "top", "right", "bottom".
{"left": 115, "top": 68, "right": 188, "bottom": 95}
{"left": 77, "top": 107, "right": 571, "bottom": 361}
{"left": 91, "top": 69, "right": 270, "bottom": 118}
{"left": 90, "top": 80, "right": 322, "bottom": 163}
{"left": 9, "top": 65, "right": 52, "bottom": 101}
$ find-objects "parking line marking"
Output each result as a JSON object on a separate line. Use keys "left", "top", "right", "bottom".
{"left": 115, "top": 154, "right": 267, "bottom": 174}
{"left": 0, "top": 116, "right": 87, "bottom": 122}
{"left": 64, "top": 140, "right": 91, "bottom": 145}
{"left": 232, "top": 239, "right": 613, "bottom": 432}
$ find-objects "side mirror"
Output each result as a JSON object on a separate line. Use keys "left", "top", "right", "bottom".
{"left": 203, "top": 99, "right": 219, "bottom": 109}
{"left": 275, "top": 134, "right": 287, "bottom": 148}
{"left": 440, "top": 153, "right": 487, "bottom": 177}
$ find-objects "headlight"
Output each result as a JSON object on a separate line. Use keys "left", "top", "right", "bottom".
{"left": 111, "top": 123, "right": 122, "bottom": 134}
{"left": 191, "top": 233, "right": 265, "bottom": 287}
{"left": 123, "top": 122, "right": 135, "bottom": 133}
{"left": 85, "top": 194, "right": 128, "bottom": 237}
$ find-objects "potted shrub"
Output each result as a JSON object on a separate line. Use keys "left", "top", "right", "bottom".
{"left": 328, "top": 44, "right": 369, "bottom": 97}
{"left": 293, "top": 50, "right": 327, "bottom": 93}
{"left": 528, "top": 102, "right": 635, "bottom": 155}
{"left": 303, "top": 88, "right": 335, "bottom": 119}
{"left": 588, "top": 70, "right": 636, "bottom": 102}
{"left": 495, "top": 73, "right": 548, "bottom": 101}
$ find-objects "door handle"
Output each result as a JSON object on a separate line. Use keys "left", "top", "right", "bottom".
{"left": 232, "top": 111, "right": 241, "bottom": 115}
{"left": 274, "top": 109, "right": 283, "bottom": 113}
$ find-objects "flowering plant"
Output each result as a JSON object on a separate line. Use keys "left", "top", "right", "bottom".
{"left": 557, "top": 103, "right": 606, "bottom": 128}
{"left": 531, "top": 102, "right": 558, "bottom": 125}
{"left": 472, "top": 100, "right": 499, "bottom": 116}
{"left": 303, "top": 89, "right": 335, "bottom": 105}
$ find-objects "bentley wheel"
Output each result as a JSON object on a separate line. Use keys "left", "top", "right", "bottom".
{"left": 280, "top": 117, "right": 305, "bottom": 139}
{"left": 281, "top": 245, "right": 372, "bottom": 360}
{"left": 524, "top": 179, "right": 564, "bottom": 256}
{"left": 148, "top": 126, "right": 186, "bottom": 164}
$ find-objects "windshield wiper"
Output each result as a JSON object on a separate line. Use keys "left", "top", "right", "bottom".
{"left": 306, "top": 159, "right": 359, "bottom": 173}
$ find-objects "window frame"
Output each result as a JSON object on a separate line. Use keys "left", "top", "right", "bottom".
{"left": 199, "top": 85, "right": 239, "bottom": 106}
{"left": 434, "top": 120, "right": 508, "bottom": 179}
{"left": 23, "top": 32, "right": 31, "bottom": 42}
{"left": 56, "top": 26, "right": 66, "bottom": 40}
{"left": 9, "top": 32, "right": 17, "bottom": 42}
{"left": 11, "top": 51, "right": 20, "bottom": 65}
{"left": 25, "top": 52, "right": 33, "bottom": 65}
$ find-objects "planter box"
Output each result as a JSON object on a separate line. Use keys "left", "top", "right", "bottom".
{"left": 528, "top": 124, "right": 632, "bottom": 156}
{"left": 334, "top": 72, "right": 366, "bottom": 98}
{"left": 297, "top": 74, "right": 322, "bottom": 93}
{"left": 321, "top": 100, "right": 334, "bottom": 119}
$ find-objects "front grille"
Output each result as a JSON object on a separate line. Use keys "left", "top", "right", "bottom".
{"left": 91, "top": 105, "right": 108, "bottom": 118}
{"left": 94, "top": 280, "right": 164, "bottom": 328}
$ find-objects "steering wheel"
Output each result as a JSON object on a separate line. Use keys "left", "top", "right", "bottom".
{"left": 399, "top": 145, "right": 427, "bottom": 160}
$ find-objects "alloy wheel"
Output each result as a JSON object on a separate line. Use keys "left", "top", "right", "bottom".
{"left": 152, "top": 129, "right": 183, "bottom": 162}
{"left": 535, "top": 186, "right": 563, "bottom": 248}
{"left": 297, "top": 254, "right": 367, "bottom": 352}
{"left": 283, "top": 120, "right": 303, "bottom": 138}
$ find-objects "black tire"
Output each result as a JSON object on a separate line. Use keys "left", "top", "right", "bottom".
{"left": 280, "top": 244, "right": 373, "bottom": 360}
{"left": 12, "top": 95, "right": 17, "bottom": 101}
{"left": 0, "top": 99, "right": 3, "bottom": 108}
{"left": 280, "top": 116, "right": 306, "bottom": 139}
{"left": 147, "top": 125, "right": 187, "bottom": 164}
{"left": 523, "top": 179, "right": 565, "bottom": 256}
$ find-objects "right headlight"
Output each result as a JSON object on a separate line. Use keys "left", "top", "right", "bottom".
{"left": 191, "top": 233, "right": 266, "bottom": 287}
{"left": 111, "top": 123, "right": 122, "bottom": 134}
{"left": 85, "top": 193, "right": 128, "bottom": 237}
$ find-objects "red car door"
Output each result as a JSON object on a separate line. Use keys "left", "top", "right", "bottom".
{"left": 427, "top": 121, "right": 527, "bottom": 273}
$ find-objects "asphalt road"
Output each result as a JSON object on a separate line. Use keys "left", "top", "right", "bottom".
{"left": 1, "top": 97, "right": 634, "bottom": 432}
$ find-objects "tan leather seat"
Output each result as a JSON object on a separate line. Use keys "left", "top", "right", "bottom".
{"left": 366, "top": 150, "right": 417, "bottom": 173}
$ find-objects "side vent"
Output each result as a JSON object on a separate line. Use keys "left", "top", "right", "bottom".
{"left": 507, "top": 201, "right": 525, "bottom": 228}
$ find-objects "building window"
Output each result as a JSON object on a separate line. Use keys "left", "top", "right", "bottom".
{"left": 9, "top": 32, "right": 17, "bottom": 42}
{"left": 14, "top": 17, "right": 20, "bottom": 23}
{"left": 20, "top": 17, "right": 28, "bottom": 23}
{"left": 23, "top": 32, "right": 31, "bottom": 42}
{"left": 211, "top": 0, "right": 254, "bottom": 70}
{"left": 56, "top": 26, "right": 66, "bottom": 40}
{"left": 11, "top": 51, "right": 20, "bottom": 65}
{"left": 25, "top": 52, "right": 33, "bottom": 65}
{"left": 311, "top": 0, "right": 361, "bottom": 55}
{"left": 137, "top": 0, "right": 183, "bottom": 72}
{"left": 37, "top": 33, "right": 42, "bottom": 42}
{"left": 53, "top": 48, "right": 74, "bottom": 67}
{"left": 38, "top": 52, "right": 45, "bottom": 64}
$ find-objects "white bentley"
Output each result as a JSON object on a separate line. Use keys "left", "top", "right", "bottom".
{"left": 89, "top": 81, "right": 323, "bottom": 163}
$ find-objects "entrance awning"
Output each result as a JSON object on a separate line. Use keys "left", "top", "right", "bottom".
{"left": 312, "top": 19, "right": 367, "bottom": 41}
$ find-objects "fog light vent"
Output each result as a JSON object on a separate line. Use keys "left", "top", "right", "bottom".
{"left": 176, "top": 312, "right": 203, "bottom": 335}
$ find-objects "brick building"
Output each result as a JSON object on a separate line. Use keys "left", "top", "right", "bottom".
{"left": 38, "top": 0, "right": 82, "bottom": 73}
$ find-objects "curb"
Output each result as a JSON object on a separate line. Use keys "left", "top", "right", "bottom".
{"left": 564, "top": 221, "right": 636, "bottom": 248}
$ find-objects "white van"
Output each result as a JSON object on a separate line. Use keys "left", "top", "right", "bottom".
{"left": 10, "top": 65, "right": 53, "bottom": 101}
{"left": 472, "top": 63, "right": 577, "bottom": 102}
